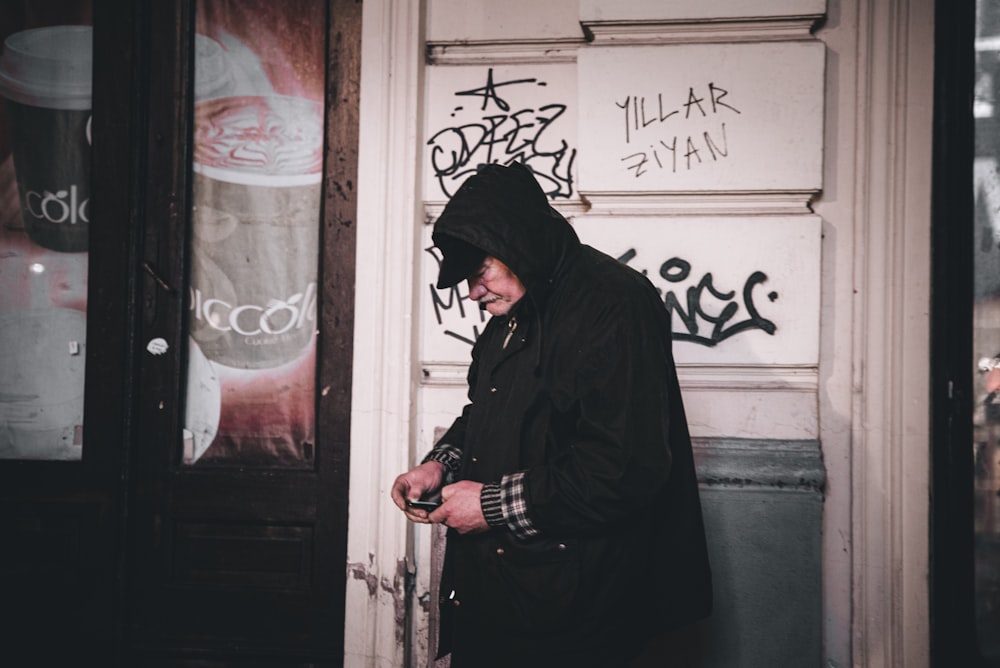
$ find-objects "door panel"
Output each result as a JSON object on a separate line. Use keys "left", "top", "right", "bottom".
{"left": 126, "top": 0, "right": 358, "bottom": 663}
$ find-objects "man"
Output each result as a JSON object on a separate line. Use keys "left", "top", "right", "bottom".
{"left": 391, "top": 162, "right": 712, "bottom": 667}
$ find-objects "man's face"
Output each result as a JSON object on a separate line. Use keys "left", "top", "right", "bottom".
{"left": 467, "top": 256, "right": 526, "bottom": 316}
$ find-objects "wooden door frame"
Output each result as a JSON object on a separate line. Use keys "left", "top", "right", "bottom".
{"left": 344, "top": 0, "right": 425, "bottom": 665}
{"left": 123, "top": 0, "right": 359, "bottom": 661}
{"left": 930, "top": 0, "right": 989, "bottom": 665}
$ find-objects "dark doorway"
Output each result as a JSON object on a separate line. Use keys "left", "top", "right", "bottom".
{"left": 932, "top": 0, "right": 999, "bottom": 665}
{"left": 0, "top": 1, "right": 360, "bottom": 665}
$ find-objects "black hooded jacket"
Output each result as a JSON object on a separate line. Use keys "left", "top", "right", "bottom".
{"left": 428, "top": 163, "right": 712, "bottom": 667}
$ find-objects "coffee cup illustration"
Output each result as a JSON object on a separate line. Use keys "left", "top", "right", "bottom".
{"left": 0, "top": 25, "right": 93, "bottom": 253}
{"left": 188, "top": 95, "right": 322, "bottom": 369}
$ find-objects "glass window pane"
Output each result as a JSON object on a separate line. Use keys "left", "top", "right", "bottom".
{"left": 184, "top": 0, "right": 324, "bottom": 468}
{"left": 0, "top": 4, "right": 93, "bottom": 461}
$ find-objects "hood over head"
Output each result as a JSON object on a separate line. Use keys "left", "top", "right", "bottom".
{"left": 433, "top": 162, "right": 580, "bottom": 293}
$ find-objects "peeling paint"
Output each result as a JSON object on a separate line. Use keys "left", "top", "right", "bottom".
{"left": 699, "top": 473, "right": 825, "bottom": 493}
{"left": 392, "top": 558, "right": 407, "bottom": 645}
{"left": 347, "top": 561, "right": 378, "bottom": 598}
{"left": 346, "top": 557, "right": 410, "bottom": 646}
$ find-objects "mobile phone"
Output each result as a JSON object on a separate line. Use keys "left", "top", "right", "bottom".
{"left": 406, "top": 495, "right": 442, "bottom": 511}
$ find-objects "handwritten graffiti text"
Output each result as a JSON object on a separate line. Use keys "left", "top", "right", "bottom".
{"left": 622, "top": 123, "right": 729, "bottom": 178}
{"left": 428, "top": 68, "right": 576, "bottom": 199}
{"left": 426, "top": 245, "right": 778, "bottom": 350}
{"left": 619, "top": 249, "right": 776, "bottom": 347}
{"left": 615, "top": 83, "right": 740, "bottom": 179}
{"left": 426, "top": 246, "right": 488, "bottom": 345}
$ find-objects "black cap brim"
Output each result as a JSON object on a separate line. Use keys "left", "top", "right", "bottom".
{"left": 435, "top": 236, "right": 486, "bottom": 289}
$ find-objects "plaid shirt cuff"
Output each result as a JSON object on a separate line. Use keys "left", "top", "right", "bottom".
{"left": 422, "top": 444, "right": 463, "bottom": 481}
{"left": 481, "top": 483, "right": 505, "bottom": 527}
{"left": 500, "top": 471, "right": 540, "bottom": 539}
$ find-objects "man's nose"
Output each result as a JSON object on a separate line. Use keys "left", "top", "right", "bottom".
{"left": 467, "top": 279, "right": 487, "bottom": 301}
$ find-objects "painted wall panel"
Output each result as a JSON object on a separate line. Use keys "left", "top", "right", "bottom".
{"left": 684, "top": 387, "right": 818, "bottom": 440}
{"left": 694, "top": 437, "right": 825, "bottom": 667}
{"left": 572, "top": 215, "right": 822, "bottom": 366}
{"left": 577, "top": 43, "right": 825, "bottom": 193}
{"left": 427, "top": 0, "right": 582, "bottom": 42}
{"left": 699, "top": 487, "right": 823, "bottom": 667}
{"left": 423, "top": 63, "right": 579, "bottom": 204}
{"left": 411, "top": 6, "right": 830, "bottom": 668}
{"left": 420, "top": 215, "right": 821, "bottom": 367}
{"left": 579, "top": 0, "right": 826, "bottom": 22}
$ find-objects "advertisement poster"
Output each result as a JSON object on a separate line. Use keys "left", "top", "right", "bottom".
{"left": 186, "top": 0, "right": 325, "bottom": 467}
{"left": 0, "top": 2, "right": 93, "bottom": 460}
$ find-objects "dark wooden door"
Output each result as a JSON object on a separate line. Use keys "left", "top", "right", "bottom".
{"left": 125, "top": 0, "right": 361, "bottom": 666}
{"left": 0, "top": 0, "right": 359, "bottom": 664}
{"left": 123, "top": 1, "right": 359, "bottom": 665}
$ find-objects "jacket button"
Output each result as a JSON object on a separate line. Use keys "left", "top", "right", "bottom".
{"left": 557, "top": 543, "right": 567, "bottom": 551}
{"left": 490, "top": 387, "right": 497, "bottom": 393}
{"left": 496, "top": 547, "right": 505, "bottom": 555}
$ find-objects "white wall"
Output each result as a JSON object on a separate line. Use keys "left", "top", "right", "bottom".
{"left": 348, "top": 0, "right": 935, "bottom": 665}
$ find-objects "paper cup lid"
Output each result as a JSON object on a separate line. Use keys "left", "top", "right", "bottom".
{"left": 0, "top": 25, "right": 92, "bottom": 110}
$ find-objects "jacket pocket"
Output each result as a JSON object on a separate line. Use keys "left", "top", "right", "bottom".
{"left": 487, "top": 536, "right": 579, "bottom": 635}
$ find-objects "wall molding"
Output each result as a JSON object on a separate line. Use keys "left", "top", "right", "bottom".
{"left": 426, "top": 38, "right": 583, "bottom": 65}
{"left": 579, "top": 190, "right": 819, "bottom": 216}
{"left": 425, "top": 12, "right": 825, "bottom": 64}
{"left": 680, "top": 364, "right": 819, "bottom": 391}
{"left": 693, "top": 437, "right": 825, "bottom": 491}
{"left": 421, "top": 362, "right": 819, "bottom": 391}
{"left": 581, "top": 16, "right": 824, "bottom": 46}
{"left": 849, "top": 0, "right": 933, "bottom": 664}
{"left": 347, "top": 0, "right": 424, "bottom": 666}
{"left": 427, "top": 192, "right": 816, "bottom": 220}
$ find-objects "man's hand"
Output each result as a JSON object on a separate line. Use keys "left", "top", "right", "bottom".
{"left": 430, "top": 480, "right": 488, "bottom": 534}
{"left": 391, "top": 461, "right": 446, "bottom": 524}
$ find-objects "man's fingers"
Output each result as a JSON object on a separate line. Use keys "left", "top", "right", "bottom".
{"left": 439, "top": 481, "right": 456, "bottom": 503}
{"left": 390, "top": 476, "right": 415, "bottom": 511}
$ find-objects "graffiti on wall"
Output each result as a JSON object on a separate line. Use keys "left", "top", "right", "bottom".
{"left": 425, "top": 246, "right": 489, "bottom": 346}
{"left": 617, "top": 83, "right": 741, "bottom": 179}
{"left": 427, "top": 68, "right": 576, "bottom": 199}
{"left": 617, "top": 249, "right": 776, "bottom": 347}
{"left": 425, "top": 244, "right": 777, "bottom": 350}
